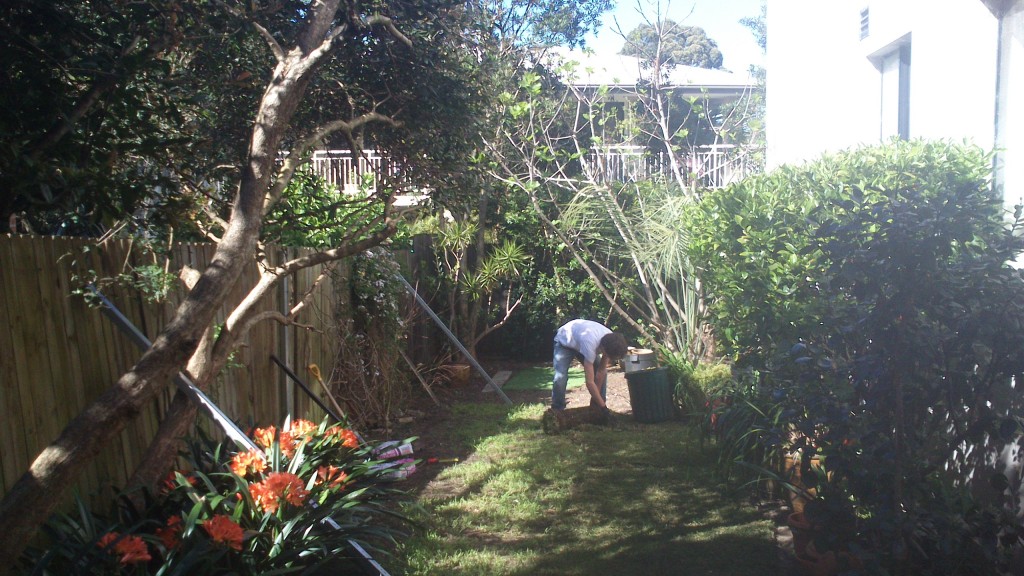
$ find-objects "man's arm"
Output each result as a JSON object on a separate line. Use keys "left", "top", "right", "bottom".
{"left": 596, "top": 359, "right": 608, "bottom": 398}
{"left": 583, "top": 360, "right": 607, "bottom": 409}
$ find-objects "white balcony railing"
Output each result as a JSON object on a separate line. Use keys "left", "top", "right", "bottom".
{"left": 307, "top": 146, "right": 756, "bottom": 199}
{"left": 309, "top": 149, "right": 390, "bottom": 193}
{"left": 583, "top": 144, "right": 758, "bottom": 188}
{"left": 307, "top": 150, "right": 426, "bottom": 208}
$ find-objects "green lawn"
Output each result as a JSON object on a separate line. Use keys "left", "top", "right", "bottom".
{"left": 388, "top": 403, "right": 777, "bottom": 575}
{"left": 501, "top": 366, "right": 584, "bottom": 391}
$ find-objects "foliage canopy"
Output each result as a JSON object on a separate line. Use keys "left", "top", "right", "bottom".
{"left": 620, "top": 20, "right": 723, "bottom": 69}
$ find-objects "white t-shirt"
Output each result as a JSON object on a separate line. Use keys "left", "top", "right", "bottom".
{"left": 554, "top": 319, "right": 611, "bottom": 365}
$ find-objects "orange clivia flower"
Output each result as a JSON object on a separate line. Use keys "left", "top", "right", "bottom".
{"left": 97, "top": 532, "right": 152, "bottom": 565}
{"left": 249, "top": 472, "right": 309, "bottom": 513}
{"left": 252, "top": 425, "right": 300, "bottom": 458}
{"left": 326, "top": 426, "right": 359, "bottom": 449}
{"left": 248, "top": 481, "right": 272, "bottom": 511}
{"left": 316, "top": 465, "right": 349, "bottom": 488}
{"left": 229, "top": 449, "right": 267, "bottom": 477}
{"left": 202, "top": 514, "right": 244, "bottom": 551}
{"left": 287, "top": 419, "right": 317, "bottom": 436}
{"left": 278, "top": 430, "right": 299, "bottom": 458}
{"left": 155, "top": 515, "right": 183, "bottom": 550}
{"left": 252, "top": 425, "right": 277, "bottom": 449}
{"left": 161, "top": 470, "right": 198, "bottom": 493}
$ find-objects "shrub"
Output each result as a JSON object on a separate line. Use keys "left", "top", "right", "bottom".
{"left": 667, "top": 356, "right": 733, "bottom": 420}
{"left": 686, "top": 158, "right": 832, "bottom": 365}
{"left": 689, "top": 139, "right": 1024, "bottom": 574}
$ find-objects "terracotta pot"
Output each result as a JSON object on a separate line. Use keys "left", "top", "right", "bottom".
{"left": 446, "top": 364, "right": 471, "bottom": 386}
{"left": 795, "top": 549, "right": 833, "bottom": 576}
{"left": 787, "top": 511, "right": 816, "bottom": 558}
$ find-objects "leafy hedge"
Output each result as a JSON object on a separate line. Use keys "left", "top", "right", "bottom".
{"left": 688, "top": 139, "right": 1024, "bottom": 574}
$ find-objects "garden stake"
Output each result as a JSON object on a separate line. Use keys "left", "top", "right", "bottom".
{"left": 307, "top": 363, "right": 349, "bottom": 423}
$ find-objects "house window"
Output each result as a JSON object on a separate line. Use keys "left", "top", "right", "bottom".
{"left": 878, "top": 43, "right": 911, "bottom": 140}
{"left": 859, "top": 8, "right": 870, "bottom": 40}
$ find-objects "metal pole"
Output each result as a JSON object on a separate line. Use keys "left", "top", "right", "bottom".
{"left": 393, "top": 273, "right": 513, "bottom": 405}
{"left": 282, "top": 258, "right": 294, "bottom": 417}
{"left": 270, "top": 355, "right": 345, "bottom": 424}
{"left": 88, "top": 286, "right": 258, "bottom": 452}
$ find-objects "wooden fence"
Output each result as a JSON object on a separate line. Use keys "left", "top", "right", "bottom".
{"left": 0, "top": 234, "right": 351, "bottom": 508}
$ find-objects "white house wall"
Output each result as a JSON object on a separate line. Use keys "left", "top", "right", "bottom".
{"left": 998, "top": 2, "right": 1024, "bottom": 211}
{"left": 768, "top": 0, "right": 1023, "bottom": 257}
{"left": 766, "top": 1, "right": 877, "bottom": 166}
{"left": 767, "top": 0, "right": 1000, "bottom": 166}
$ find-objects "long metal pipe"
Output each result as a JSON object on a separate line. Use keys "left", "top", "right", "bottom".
{"left": 89, "top": 286, "right": 258, "bottom": 452}
{"left": 270, "top": 354, "right": 345, "bottom": 424}
{"left": 394, "top": 273, "right": 513, "bottom": 405}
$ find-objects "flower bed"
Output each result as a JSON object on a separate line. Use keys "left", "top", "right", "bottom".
{"left": 23, "top": 418, "right": 415, "bottom": 574}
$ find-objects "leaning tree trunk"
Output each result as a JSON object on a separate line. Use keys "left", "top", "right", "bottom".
{"left": 125, "top": 391, "right": 198, "bottom": 496}
{"left": 123, "top": 330, "right": 221, "bottom": 497}
{"left": 0, "top": 2, "right": 343, "bottom": 569}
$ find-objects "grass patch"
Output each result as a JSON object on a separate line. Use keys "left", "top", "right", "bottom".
{"left": 502, "top": 366, "right": 584, "bottom": 391}
{"left": 388, "top": 404, "right": 776, "bottom": 575}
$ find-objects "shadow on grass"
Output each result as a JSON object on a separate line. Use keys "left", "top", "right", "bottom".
{"left": 390, "top": 403, "right": 777, "bottom": 575}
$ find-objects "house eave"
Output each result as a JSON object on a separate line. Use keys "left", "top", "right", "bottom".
{"left": 572, "top": 83, "right": 753, "bottom": 102}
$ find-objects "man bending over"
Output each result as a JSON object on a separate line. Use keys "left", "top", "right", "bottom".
{"left": 551, "top": 319, "right": 628, "bottom": 414}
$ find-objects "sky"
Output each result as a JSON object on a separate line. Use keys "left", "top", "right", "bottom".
{"left": 585, "top": 0, "right": 766, "bottom": 74}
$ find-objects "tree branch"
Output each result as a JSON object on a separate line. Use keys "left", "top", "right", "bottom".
{"left": 364, "top": 14, "right": 413, "bottom": 48}
{"left": 472, "top": 292, "right": 524, "bottom": 348}
{"left": 252, "top": 21, "right": 285, "bottom": 63}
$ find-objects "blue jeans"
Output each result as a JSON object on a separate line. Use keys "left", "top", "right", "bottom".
{"left": 552, "top": 341, "right": 604, "bottom": 410}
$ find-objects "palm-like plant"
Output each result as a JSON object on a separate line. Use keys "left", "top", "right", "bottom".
{"left": 432, "top": 219, "right": 531, "bottom": 359}
{"left": 558, "top": 181, "right": 707, "bottom": 359}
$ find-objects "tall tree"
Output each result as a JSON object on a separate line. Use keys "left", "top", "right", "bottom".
{"left": 740, "top": 3, "right": 767, "bottom": 54}
{"left": 0, "top": 0, "right": 488, "bottom": 568}
{"left": 411, "top": 0, "right": 615, "bottom": 360}
{"left": 470, "top": 0, "right": 612, "bottom": 49}
{"left": 738, "top": 2, "right": 767, "bottom": 163}
{"left": 0, "top": 1, "right": 200, "bottom": 234}
{"left": 621, "top": 20, "right": 723, "bottom": 69}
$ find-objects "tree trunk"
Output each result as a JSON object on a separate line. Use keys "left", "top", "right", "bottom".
{"left": 0, "top": 3, "right": 342, "bottom": 568}
{"left": 465, "top": 187, "right": 490, "bottom": 359}
{"left": 124, "top": 391, "right": 198, "bottom": 499}
{"left": 125, "top": 310, "right": 218, "bottom": 496}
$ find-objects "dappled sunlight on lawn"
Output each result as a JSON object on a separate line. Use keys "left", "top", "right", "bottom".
{"left": 393, "top": 402, "right": 776, "bottom": 575}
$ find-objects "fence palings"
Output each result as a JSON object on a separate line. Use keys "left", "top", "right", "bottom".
{"left": 0, "top": 235, "right": 339, "bottom": 509}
